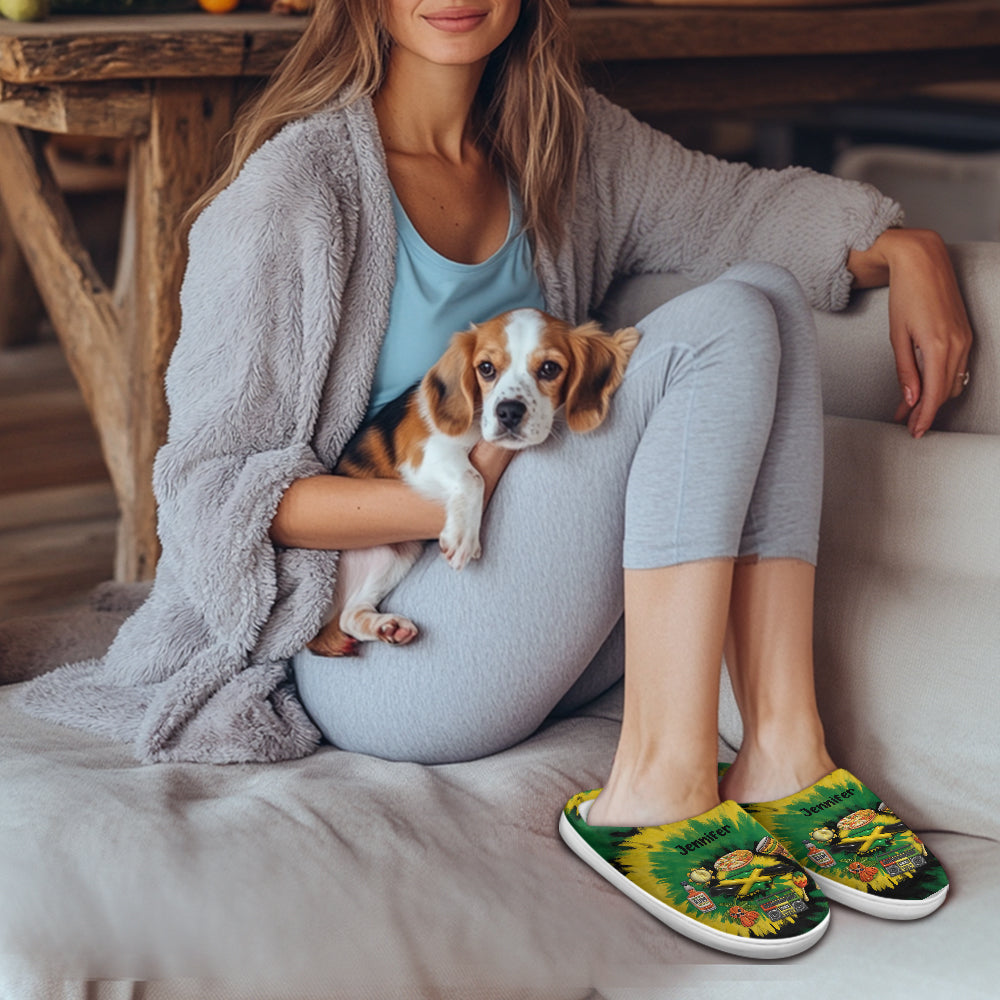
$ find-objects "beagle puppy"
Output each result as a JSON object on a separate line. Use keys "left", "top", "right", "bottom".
{"left": 308, "top": 307, "right": 640, "bottom": 657}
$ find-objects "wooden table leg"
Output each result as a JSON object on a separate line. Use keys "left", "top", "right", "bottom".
{"left": 0, "top": 78, "right": 234, "bottom": 581}
{"left": 112, "top": 78, "right": 235, "bottom": 580}
{"left": 0, "top": 121, "right": 130, "bottom": 490}
{"left": 0, "top": 193, "right": 45, "bottom": 348}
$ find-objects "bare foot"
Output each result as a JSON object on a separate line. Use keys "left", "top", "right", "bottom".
{"left": 586, "top": 770, "right": 722, "bottom": 829}
{"left": 719, "top": 746, "right": 835, "bottom": 805}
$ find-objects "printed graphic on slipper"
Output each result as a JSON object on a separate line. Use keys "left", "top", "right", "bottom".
{"left": 737, "top": 768, "right": 949, "bottom": 918}
{"left": 560, "top": 791, "right": 829, "bottom": 957}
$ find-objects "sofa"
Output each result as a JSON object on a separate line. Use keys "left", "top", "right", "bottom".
{"left": 1, "top": 243, "right": 997, "bottom": 1000}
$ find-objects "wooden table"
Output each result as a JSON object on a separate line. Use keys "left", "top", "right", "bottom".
{"left": 2, "top": 4, "right": 1000, "bottom": 580}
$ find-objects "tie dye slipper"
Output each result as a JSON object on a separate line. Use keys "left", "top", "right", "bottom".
{"left": 734, "top": 768, "right": 949, "bottom": 920}
{"left": 559, "top": 790, "right": 830, "bottom": 958}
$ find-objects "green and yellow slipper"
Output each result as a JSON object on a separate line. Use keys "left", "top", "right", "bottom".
{"left": 559, "top": 790, "right": 830, "bottom": 959}
{"left": 735, "top": 768, "right": 949, "bottom": 920}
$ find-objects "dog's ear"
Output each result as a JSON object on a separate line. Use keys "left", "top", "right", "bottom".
{"left": 563, "top": 323, "right": 641, "bottom": 433}
{"left": 422, "top": 330, "right": 480, "bottom": 435}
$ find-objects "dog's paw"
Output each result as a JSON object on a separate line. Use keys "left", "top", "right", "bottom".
{"left": 342, "top": 609, "right": 419, "bottom": 646}
{"left": 439, "top": 530, "right": 481, "bottom": 570}
{"left": 375, "top": 615, "right": 419, "bottom": 646}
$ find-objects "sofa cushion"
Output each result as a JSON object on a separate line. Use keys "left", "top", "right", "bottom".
{"left": 0, "top": 662, "right": 742, "bottom": 992}
{"left": 1, "top": 672, "right": 993, "bottom": 998}
{"left": 718, "top": 415, "right": 1000, "bottom": 840}
{"left": 812, "top": 416, "right": 999, "bottom": 842}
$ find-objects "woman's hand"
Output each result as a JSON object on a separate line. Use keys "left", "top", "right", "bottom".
{"left": 847, "top": 228, "right": 973, "bottom": 439}
{"left": 469, "top": 439, "right": 516, "bottom": 507}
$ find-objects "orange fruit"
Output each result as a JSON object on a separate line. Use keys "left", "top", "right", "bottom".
{"left": 198, "top": 0, "right": 240, "bottom": 12}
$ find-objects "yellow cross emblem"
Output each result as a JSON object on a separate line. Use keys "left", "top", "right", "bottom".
{"left": 717, "top": 867, "right": 773, "bottom": 898}
{"left": 839, "top": 825, "right": 893, "bottom": 854}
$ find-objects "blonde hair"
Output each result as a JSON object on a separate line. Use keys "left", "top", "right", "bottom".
{"left": 187, "top": 0, "right": 586, "bottom": 248}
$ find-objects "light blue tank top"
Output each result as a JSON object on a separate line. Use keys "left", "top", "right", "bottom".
{"left": 365, "top": 188, "right": 546, "bottom": 419}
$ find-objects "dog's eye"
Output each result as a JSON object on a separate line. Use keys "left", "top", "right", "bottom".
{"left": 538, "top": 360, "right": 563, "bottom": 381}
{"left": 477, "top": 361, "right": 496, "bottom": 380}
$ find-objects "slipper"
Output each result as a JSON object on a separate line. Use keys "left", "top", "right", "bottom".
{"left": 731, "top": 767, "right": 949, "bottom": 920}
{"left": 559, "top": 790, "right": 830, "bottom": 959}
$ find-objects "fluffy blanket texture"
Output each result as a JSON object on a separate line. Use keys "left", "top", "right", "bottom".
{"left": 13, "top": 92, "right": 901, "bottom": 764}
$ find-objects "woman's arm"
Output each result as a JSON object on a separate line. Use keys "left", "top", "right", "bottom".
{"left": 578, "top": 91, "right": 903, "bottom": 313}
{"left": 269, "top": 440, "right": 515, "bottom": 549}
{"left": 847, "top": 228, "right": 974, "bottom": 439}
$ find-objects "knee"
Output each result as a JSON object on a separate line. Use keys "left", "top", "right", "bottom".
{"left": 722, "top": 262, "right": 819, "bottom": 378}
{"left": 703, "top": 279, "right": 783, "bottom": 377}
{"left": 632, "top": 276, "right": 783, "bottom": 384}
{"left": 721, "top": 260, "right": 811, "bottom": 314}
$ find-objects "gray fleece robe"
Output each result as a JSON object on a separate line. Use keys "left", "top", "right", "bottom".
{"left": 18, "top": 90, "right": 902, "bottom": 763}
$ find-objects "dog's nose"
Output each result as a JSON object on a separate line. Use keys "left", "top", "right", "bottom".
{"left": 495, "top": 399, "right": 526, "bottom": 431}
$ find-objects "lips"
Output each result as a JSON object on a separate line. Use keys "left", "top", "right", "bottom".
{"left": 423, "top": 7, "right": 489, "bottom": 33}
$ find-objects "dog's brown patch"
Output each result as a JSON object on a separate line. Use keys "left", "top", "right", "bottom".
{"left": 422, "top": 330, "right": 481, "bottom": 435}
{"left": 546, "top": 319, "right": 640, "bottom": 432}
{"left": 336, "top": 391, "right": 428, "bottom": 479}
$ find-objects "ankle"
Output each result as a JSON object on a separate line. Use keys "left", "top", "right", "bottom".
{"left": 588, "top": 759, "right": 721, "bottom": 828}
{"left": 720, "top": 737, "right": 835, "bottom": 805}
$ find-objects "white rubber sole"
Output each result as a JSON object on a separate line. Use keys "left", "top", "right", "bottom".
{"left": 559, "top": 808, "right": 830, "bottom": 960}
{"left": 810, "top": 869, "right": 949, "bottom": 920}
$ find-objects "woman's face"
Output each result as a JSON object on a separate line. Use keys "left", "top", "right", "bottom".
{"left": 382, "top": 0, "right": 522, "bottom": 70}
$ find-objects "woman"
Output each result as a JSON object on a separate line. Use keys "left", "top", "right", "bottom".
{"left": 22, "top": 0, "right": 969, "bottom": 957}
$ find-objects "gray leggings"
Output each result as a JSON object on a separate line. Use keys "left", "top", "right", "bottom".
{"left": 293, "top": 262, "right": 823, "bottom": 763}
